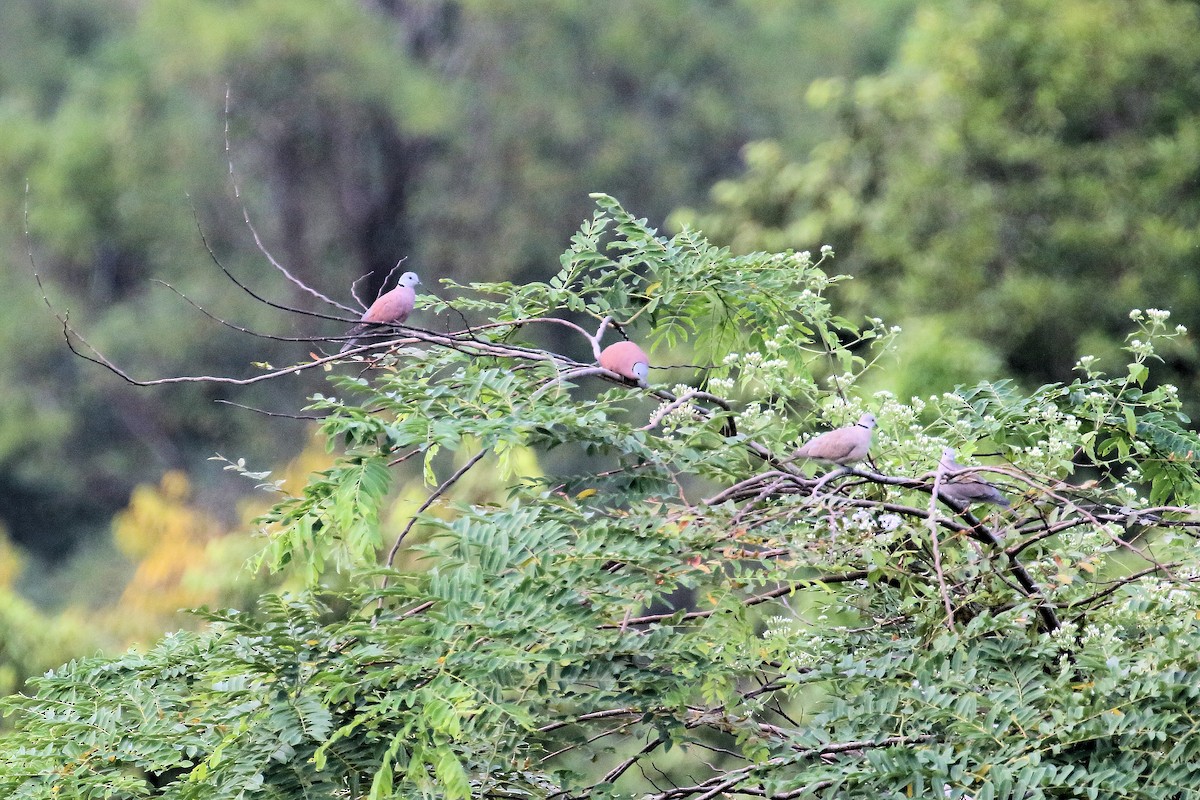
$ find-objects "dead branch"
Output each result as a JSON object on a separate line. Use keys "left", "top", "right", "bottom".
{"left": 384, "top": 448, "right": 488, "bottom": 569}
{"left": 190, "top": 203, "right": 355, "bottom": 324}
{"left": 600, "top": 570, "right": 870, "bottom": 629}
{"left": 926, "top": 455, "right": 958, "bottom": 631}
{"left": 213, "top": 399, "right": 325, "bottom": 420}
{"left": 152, "top": 279, "right": 349, "bottom": 343}
{"left": 223, "top": 86, "right": 358, "bottom": 315}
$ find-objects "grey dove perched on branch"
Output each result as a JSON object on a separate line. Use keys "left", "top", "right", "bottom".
{"left": 340, "top": 271, "right": 420, "bottom": 354}
{"left": 599, "top": 341, "right": 650, "bottom": 387}
{"left": 788, "top": 413, "right": 876, "bottom": 465}
{"left": 937, "top": 447, "right": 1010, "bottom": 508}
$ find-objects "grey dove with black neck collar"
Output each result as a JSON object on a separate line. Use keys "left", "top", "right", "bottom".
{"left": 937, "top": 447, "right": 1010, "bottom": 508}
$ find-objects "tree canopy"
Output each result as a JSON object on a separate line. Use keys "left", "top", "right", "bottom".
{"left": 1, "top": 0, "right": 915, "bottom": 562}
{"left": 3, "top": 196, "right": 1200, "bottom": 798}
{"left": 7, "top": 1, "right": 1200, "bottom": 796}
{"left": 674, "top": 0, "right": 1200, "bottom": 405}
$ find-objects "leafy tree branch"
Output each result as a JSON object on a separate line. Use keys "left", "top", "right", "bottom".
{"left": 5, "top": 194, "right": 1200, "bottom": 799}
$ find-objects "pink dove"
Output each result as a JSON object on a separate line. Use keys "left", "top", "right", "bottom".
{"left": 340, "top": 271, "right": 420, "bottom": 353}
{"left": 599, "top": 341, "right": 650, "bottom": 386}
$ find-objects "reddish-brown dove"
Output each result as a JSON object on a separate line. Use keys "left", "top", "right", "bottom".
{"left": 937, "top": 447, "right": 1010, "bottom": 508}
{"left": 788, "top": 413, "right": 876, "bottom": 465}
{"left": 599, "top": 341, "right": 650, "bottom": 386}
{"left": 340, "top": 271, "right": 420, "bottom": 353}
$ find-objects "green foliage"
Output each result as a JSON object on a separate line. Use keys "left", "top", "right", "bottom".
{"left": 3, "top": 197, "right": 1200, "bottom": 798}
{"left": 0, "top": 590, "right": 98, "bottom": 703}
{"left": 1, "top": 0, "right": 432, "bottom": 554}
{"left": 1, "top": 0, "right": 916, "bottom": 558}
{"left": 674, "top": 0, "right": 1200, "bottom": 404}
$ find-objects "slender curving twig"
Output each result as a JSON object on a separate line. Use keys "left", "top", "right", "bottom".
{"left": 223, "top": 85, "right": 357, "bottom": 315}
{"left": 384, "top": 448, "right": 489, "bottom": 569}
{"left": 926, "top": 455, "right": 958, "bottom": 632}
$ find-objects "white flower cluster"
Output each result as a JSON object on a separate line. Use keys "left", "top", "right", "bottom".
{"left": 836, "top": 508, "right": 904, "bottom": 535}
{"left": 654, "top": 388, "right": 706, "bottom": 433}
{"left": 1138, "top": 578, "right": 1195, "bottom": 609}
{"left": 768, "top": 251, "right": 816, "bottom": 269}
{"left": 1127, "top": 338, "right": 1156, "bottom": 358}
{"left": 874, "top": 391, "right": 917, "bottom": 429}
{"left": 727, "top": 349, "right": 797, "bottom": 395}
{"left": 1046, "top": 619, "right": 1077, "bottom": 641}
{"left": 707, "top": 376, "right": 736, "bottom": 394}
{"left": 761, "top": 621, "right": 826, "bottom": 669}
{"left": 1128, "top": 307, "right": 1187, "bottom": 344}
{"left": 734, "top": 402, "right": 779, "bottom": 435}
{"left": 849, "top": 509, "right": 875, "bottom": 531}
{"left": 1015, "top": 443, "right": 1058, "bottom": 475}
{"left": 1032, "top": 406, "right": 1080, "bottom": 462}
{"left": 825, "top": 371, "right": 860, "bottom": 390}
{"left": 1078, "top": 621, "right": 1122, "bottom": 649}
{"left": 1055, "top": 527, "right": 1110, "bottom": 553}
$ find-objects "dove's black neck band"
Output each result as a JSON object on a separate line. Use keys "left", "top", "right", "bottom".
{"left": 855, "top": 422, "right": 871, "bottom": 429}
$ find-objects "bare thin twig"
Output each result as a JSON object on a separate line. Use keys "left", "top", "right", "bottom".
{"left": 152, "top": 279, "right": 343, "bottom": 343}
{"left": 636, "top": 735, "right": 934, "bottom": 800}
{"left": 190, "top": 202, "right": 355, "bottom": 324}
{"left": 213, "top": 399, "right": 325, "bottom": 420}
{"left": 537, "top": 707, "right": 643, "bottom": 734}
{"left": 384, "top": 448, "right": 489, "bottom": 568}
{"left": 223, "top": 85, "right": 357, "bottom": 315}
{"left": 600, "top": 736, "right": 666, "bottom": 786}
{"left": 601, "top": 570, "right": 869, "bottom": 629}
{"left": 927, "top": 456, "right": 958, "bottom": 632}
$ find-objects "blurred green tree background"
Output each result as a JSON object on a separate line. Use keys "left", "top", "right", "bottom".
{"left": 675, "top": 0, "right": 1200, "bottom": 403}
{"left": 1, "top": 0, "right": 1197, "bottom": 688}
